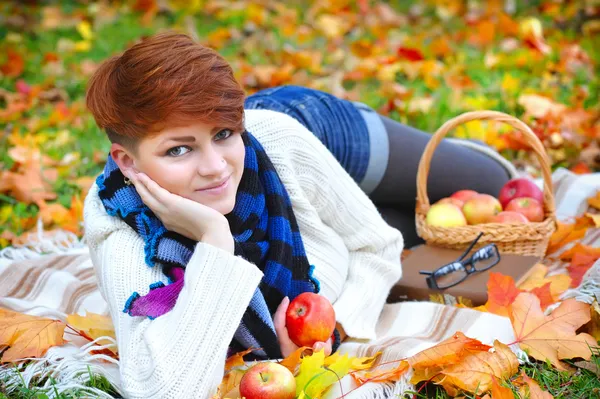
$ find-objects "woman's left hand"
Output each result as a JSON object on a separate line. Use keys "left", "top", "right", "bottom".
{"left": 273, "top": 296, "right": 332, "bottom": 358}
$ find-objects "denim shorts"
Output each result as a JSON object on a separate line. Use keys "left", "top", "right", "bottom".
{"left": 244, "top": 85, "right": 389, "bottom": 194}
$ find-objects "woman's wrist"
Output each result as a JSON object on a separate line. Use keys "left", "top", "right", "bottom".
{"left": 200, "top": 223, "right": 235, "bottom": 254}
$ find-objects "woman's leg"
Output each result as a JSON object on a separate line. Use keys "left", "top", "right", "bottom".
{"left": 369, "top": 115, "right": 513, "bottom": 208}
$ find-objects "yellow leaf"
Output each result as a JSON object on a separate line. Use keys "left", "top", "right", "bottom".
{"left": 76, "top": 21, "right": 93, "bottom": 40}
{"left": 517, "top": 264, "right": 571, "bottom": 301}
{"left": 66, "top": 312, "right": 116, "bottom": 353}
{"left": 0, "top": 308, "right": 66, "bottom": 362}
{"left": 295, "top": 350, "right": 352, "bottom": 398}
{"left": 509, "top": 293, "right": 596, "bottom": 371}
{"left": 501, "top": 73, "right": 519, "bottom": 94}
{"left": 588, "top": 191, "right": 600, "bottom": 210}
{"left": 74, "top": 41, "right": 92, "bottom": 52}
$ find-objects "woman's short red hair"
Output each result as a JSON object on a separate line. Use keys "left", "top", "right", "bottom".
{"left": 86, "top": 31, "right": 246, "bottom": 149}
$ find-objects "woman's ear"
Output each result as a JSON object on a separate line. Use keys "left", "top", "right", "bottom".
{"left": 110, "top": 143, "right": 138, "bottom": 176}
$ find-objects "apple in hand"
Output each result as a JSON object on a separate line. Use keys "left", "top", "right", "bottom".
{"left": 491, "top": 211, "right": 529, "bottom": 224}
{"left": 505, "top": 197, "right": 544, "bottom": 222}
{"left": 462, "top": 194, "right": 502, "bottom": 224}
{"left": 286, "top": 292, "right": 336, "bottom": 347}
{"left": 426, "top": 203, "right": 467, "bottom": 227}
{"left": 239, "top": 362, "right": 296, "bottom": 399}
{"left": 450, "top": 190, "right": 479, "bottom": 204}
{"left": 498, "top": 178, "right": 543, "bottom": 209}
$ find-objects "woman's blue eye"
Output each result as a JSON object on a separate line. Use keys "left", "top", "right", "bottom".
{"left": 215, "top": 129, "right": 233, "bottom": 140}
{"left": 166, "top": 146, "right": 191, "bottom": 157}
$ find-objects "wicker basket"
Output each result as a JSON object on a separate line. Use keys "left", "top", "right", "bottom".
{"left": 415, "top": 110, "right": 557, "bottom": 258}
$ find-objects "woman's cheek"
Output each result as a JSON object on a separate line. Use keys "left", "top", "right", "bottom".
{"left": 149, "top": 160, "right": 192, "bottom": 196}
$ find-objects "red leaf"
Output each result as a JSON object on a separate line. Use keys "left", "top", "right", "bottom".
{"left": 484, "top": 272, "right": 522, "bottom": 316}
{"left": 530, "top": 283, "right": 554, "bottom": 311}
{"left": 396, "top": 47, "right": 425, "bottom": 62}
{"left": 1, "top": 49, "right": 25, "bottom": 78}
{"left": 567, "top": 253, "right": 597, "bottom": 288}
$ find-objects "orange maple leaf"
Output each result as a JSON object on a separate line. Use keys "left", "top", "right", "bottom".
{"left": 509, "top": 293, "right": 597, "bottom": 370}
{"left": 278, "top": 345, "right": 311, "bottom": 372}
{"left": 66, "top": 312, "right": 116, "bottom": 354}
{"left": 224, "top": 347, "right": 260, "bottom": 371}
{"left": 490, "top": 375, "right": 515, "bottom": 399}
{"left": 546, "top": 216, "right": 593, "bottom": 256}
{"left": 517, "top": 372, "right": 554, "bottom": 398}
{"left": 483, "top": 272, "right": 522, "bottom": 317}
{"left": 408, "top": 332, "right": 492, "bottom": 385}
{"left": 408, "top": 331, "right": 492, "bottom": 370}
{"left": 415, "top": 340, "right": 519, "bottom": 396}
{"left": 0, "top": 308, "right": 66, "bottom": 363}
{"left": 559, "top": 243, "right": 600, "bottom": 262}
{"left": 350, "top": 360, "right": 409, "bottom": 385}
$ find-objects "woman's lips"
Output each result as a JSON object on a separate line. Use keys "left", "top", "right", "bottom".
{"left": 196, "top": 176, "right": 230, "bottom": 195}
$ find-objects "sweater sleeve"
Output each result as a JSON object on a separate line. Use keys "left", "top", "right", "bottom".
{"left": 281, "top": 115, "right": 404, "bottom": 341}
{"left": 88, "top": 224, "right": 263, "bottom": 398}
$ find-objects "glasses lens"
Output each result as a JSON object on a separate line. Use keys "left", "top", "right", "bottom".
{"left": 469, "top": 245, "right": 499, "bottom": 271}
{"left": 433, "top": 262, "right": 468, "bottom": 289}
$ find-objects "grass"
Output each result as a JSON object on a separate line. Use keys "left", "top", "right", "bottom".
{"left": 0, "top": 365, "right": 121, "bottom": 399}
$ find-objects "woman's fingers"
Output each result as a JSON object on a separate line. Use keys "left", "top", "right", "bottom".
{"left": 273, "top": 296, "right": 289, "bottom": 333}
{"left": 135, "top": 172, "right": 172, "bottom": 207}
{"left": 127, "top": 172, "right": 162, "bottom": 211}
{"left": 313, "top": 338, "right": 332, "bottom": 356}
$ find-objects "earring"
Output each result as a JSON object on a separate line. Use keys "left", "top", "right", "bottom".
{"left": 124, "top": 176, "right": 132, "bottom": 186}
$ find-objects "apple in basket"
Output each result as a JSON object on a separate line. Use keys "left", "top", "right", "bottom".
{"left": 491, "top": 211, "right": 530, "bottom": 224}
{"left": 426, "top": 202, "right": 467, "bottom": 227}
{"left": 450, "top": 189, "right": 479, "bottom": 205}
{"left": 498, "top": 177, "right": 544, "bottom": 209}
{"left": 286, "top": 292, "right": 336, "bottom": 347}
{"left": 239, "top": 362, "right": 296, "bottom": 399}
{"left": 462, "top": 194, "right": 502, "bottom": 224}
{"left": 505, "top": 197, "right": 544, "bottom": 222}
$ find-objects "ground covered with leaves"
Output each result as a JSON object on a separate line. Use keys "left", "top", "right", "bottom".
{"left": 1, "top": 0, "right": 599, "bottom": 398}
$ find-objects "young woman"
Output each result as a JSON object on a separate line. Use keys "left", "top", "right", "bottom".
{"left": 83, "top": 32, "right": 516, "bottom": 398}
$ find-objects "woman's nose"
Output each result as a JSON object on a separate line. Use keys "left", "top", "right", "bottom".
{"left": 196, "top": 149, "right": 226, "bottom": 176}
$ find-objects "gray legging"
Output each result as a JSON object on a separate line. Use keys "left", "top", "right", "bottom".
{"left": 368, "top": 116, "right": 513, "bottom": 248}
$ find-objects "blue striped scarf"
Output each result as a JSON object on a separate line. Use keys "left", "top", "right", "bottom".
{"left": 96, "top": 131, "right": 327, "bottom": 359}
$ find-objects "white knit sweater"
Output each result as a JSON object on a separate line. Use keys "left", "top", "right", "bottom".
{"left": 83, "top": 109, "right": 404, "bottom": 399}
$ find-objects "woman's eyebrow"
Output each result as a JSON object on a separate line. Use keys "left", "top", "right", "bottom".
{"left": 164, "top": 136, "right": 196, "bottom": 143}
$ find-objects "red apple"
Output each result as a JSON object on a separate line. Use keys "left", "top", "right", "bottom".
{"left": 239, "top": 362, "right": 296, "bottom": 399}
{"left": 491, "top": 211, "right": 530, "bottom": 224}
{"left": 498, "top": 178, "right": 543, "bottom": 209}
{"left": 462, "top": 194, "right": 502, "bottom": 224}
{"left": 505, "top": 197, "right": 544, "bottom": 222}
{"left": 450, "top": 190, "right": 479, "bottom": 203}
{"left": 436, "top": 197, "right": 465, "bottom": 208}
{"left": 286, "top": 292, "right": 336, "bottom": 347}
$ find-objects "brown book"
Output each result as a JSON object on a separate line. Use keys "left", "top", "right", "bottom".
{"left": 388, "top": 244, "right": 541, "bottom": 306}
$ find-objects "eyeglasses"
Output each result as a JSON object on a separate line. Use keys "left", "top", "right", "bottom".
{"left": 419, "top": 233, "right": 501, "bottom": 290}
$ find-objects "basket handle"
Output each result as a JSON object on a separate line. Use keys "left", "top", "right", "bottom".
{"left": 416, "top": 110, "right": 556, "bottom": 219}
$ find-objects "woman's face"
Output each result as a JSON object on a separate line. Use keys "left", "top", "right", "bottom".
{"left": 112, "top": 121, "right": 246, "bottom": 215}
